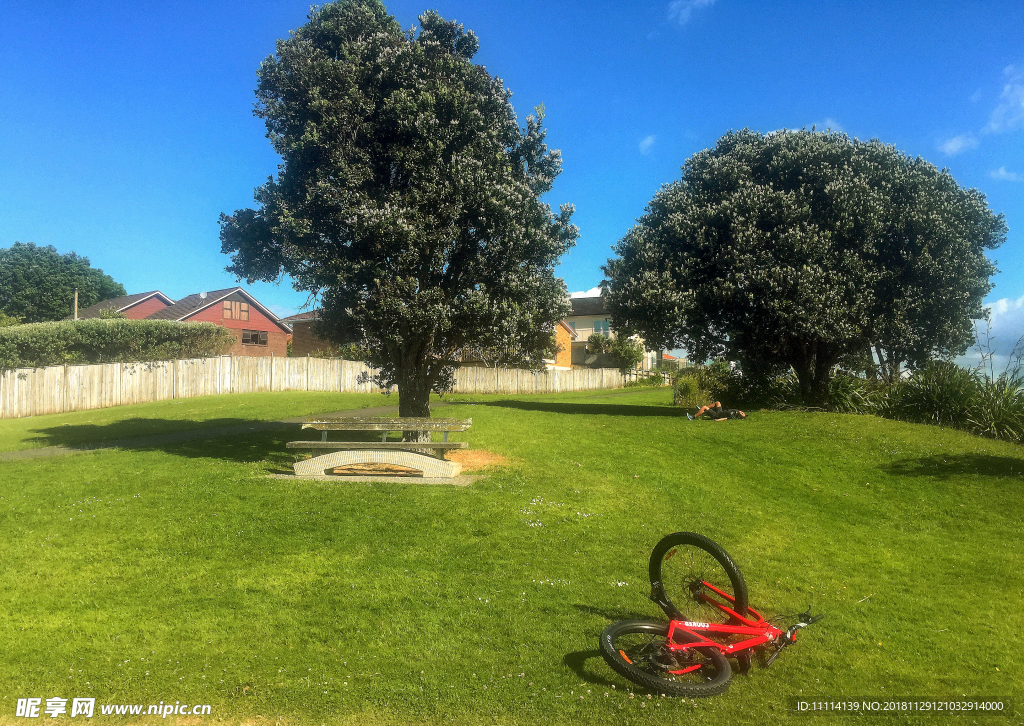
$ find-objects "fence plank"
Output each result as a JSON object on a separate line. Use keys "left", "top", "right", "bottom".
{"left": 0, "top": 356, "right": 629, "bottom": 419}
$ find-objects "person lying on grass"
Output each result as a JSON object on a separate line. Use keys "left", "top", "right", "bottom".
{"left": 688, "top": 401, "right": 747, "bottom": 421}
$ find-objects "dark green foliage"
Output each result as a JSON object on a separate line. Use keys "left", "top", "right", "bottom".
{"left": 220, "top": 0, "right": 576, "bottom": 418}
{"left": 0, "top": 242, "right": 126, "bottom": 323}
{"left": 604, "top": 129, "right": 1005, "bottom": 408}
{"left": 0, "top": 320, "right": 236, "bottom": 370}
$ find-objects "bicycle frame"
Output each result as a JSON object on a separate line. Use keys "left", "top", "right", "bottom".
{"left": 662, "top": 580, "right": 789, "bottom": 657}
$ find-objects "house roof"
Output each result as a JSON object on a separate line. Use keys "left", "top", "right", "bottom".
{"left": 74, "top": 291, "right": 174, "bottom": 319}
{"left": 568, "top": 295, "right": 607, "bottom": 317}
{"left": 280, "top": 310, "right": 319, "bottom": 322}
{"left": 556, "top": 320, "right": 578, "bottom": 339}
{"left": 145, "top": 286, "right": 292, "bottom": 333}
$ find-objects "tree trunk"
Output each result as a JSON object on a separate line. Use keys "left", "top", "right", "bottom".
{"left": 396, "top": 364, "right": 432, "bottom": 442}
{"left": 792, "top": 342, "right": 833, "bottom": 409}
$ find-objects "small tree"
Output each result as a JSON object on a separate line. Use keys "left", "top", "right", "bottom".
{"left": 0, "top": 242, "right": 126, "bottom": 323}
{"left": 587, "top": 332, "right": 612, "bottom": 354}
{"left": 609, "top": 335, "right": 645, "bottom": 373}
{"left": 603, "top": 129, "right": 1005, "bottom": 408}
{"left": 220, "top": 1, "right": 577, "bottom": 424}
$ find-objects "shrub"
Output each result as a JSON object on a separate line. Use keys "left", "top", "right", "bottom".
{"left": 625, "top": 372, "right": 668, "bottom": 388}
{"left": 673, "top": 375, "right": 707, "bottom": 407}
{"left": 965, "top": 370, "right": 1024, "bottom": 442}
{"left": 0, "top": 311, "right": 21, "bottom": 328}
{"left": 97, "top": 308, "right": 129, "bottom": 319}
{"left": 0, "top": 319, "right": 236, "bottom": 370}
{"left": 587, "top": 333, "right": 611, "bottom": 355}
{"left": 882, "top": 361, "right": 979, "bottom": 428}
{"left": 609, "top": 336, "right": 645, "bottom": 373}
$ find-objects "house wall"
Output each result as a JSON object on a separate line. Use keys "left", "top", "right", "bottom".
{"left": 554, "top": 324, "right": 573, "bottom": 368}
{"left": 290, "top": 320, "right": 335, "bottom": 357}
{"left": 122, "top": 297, "right": 171, "bottom": 320}
{"left": 184, "top": 297, "right": 288, "bottom": 357}
{"left": 565, "top": 315, "right": 614, "bottom": 340}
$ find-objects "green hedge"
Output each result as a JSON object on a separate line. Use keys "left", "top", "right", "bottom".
{"left": 0, "top": 319, "right": 236, "bottom": 370}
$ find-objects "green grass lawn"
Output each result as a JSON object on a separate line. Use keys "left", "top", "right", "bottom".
{"left": 1, "top": 388, "right": 1021, "bottom": 725}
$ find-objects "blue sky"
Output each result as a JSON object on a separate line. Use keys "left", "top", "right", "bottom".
{"left": 2, "top": 0, "right": 1022, "bottom": 358}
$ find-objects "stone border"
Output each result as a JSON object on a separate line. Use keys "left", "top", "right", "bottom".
{"left": 268, "top": 473, "right": 480, "bottom": 486}
{"left": 294, "top": 449, "right": 462, "bottom": 477}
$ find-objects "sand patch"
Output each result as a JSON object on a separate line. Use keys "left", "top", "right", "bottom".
{"left": 448, "top": 448, "right": 509, "bottom": 471}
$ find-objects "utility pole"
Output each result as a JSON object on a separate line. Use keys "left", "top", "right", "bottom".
{"left": 74, "top": 288, "right": 79, "bottom": 320}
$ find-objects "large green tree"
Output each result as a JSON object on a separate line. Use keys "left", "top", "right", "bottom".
{"left": 603, "top": 129, "right": 1005, "bottom": 408}
{"left": 0, "top": 242, "right": 126, "bottom": 323}
{"left": 220, "top": 0, "right": 576, "bottom": 421}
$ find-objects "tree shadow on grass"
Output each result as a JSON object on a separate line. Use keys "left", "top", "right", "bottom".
{"left": 469, "top": 400, "right": 689, "bottom": 418}
{"left": 882, "top": 453, "right": 1024, "bottom": 481}
{"left": 21, "top": 418, "right": 406, "bottom": 469}
{"left": 25, "top": 417, "right": 286, "bottom": 450}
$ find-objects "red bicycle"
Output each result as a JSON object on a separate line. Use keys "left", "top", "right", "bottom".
{"left": 599, "top": 532, "right": 822, "bottom": 697}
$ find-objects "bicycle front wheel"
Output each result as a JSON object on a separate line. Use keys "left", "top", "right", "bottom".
{"left": 599, "top": 619, "right": 732, "bottom": 698}
{"left": 649, "top": 532, "right": 749, "bottom": 623}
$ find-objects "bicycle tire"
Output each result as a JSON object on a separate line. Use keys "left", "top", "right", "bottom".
{"left": 599, "top": 619, "right": 732, "bottom": 697}
{"left": 648, "top": 532, "right": 749, "bottom": 623}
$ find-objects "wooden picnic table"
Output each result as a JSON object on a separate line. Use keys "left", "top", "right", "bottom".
{"left": 288, "top": 416, "right": 472, "bottom": 478}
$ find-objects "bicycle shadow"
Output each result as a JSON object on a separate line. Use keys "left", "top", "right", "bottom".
{"left": 564, "top": 604, "right": 665, "bottom": 687}
{"left": 562, "top": 649, "right": 620, "bottom": 688}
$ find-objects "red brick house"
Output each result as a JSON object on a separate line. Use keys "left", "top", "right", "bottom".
{"left": 146, "top": 287, "right": 292, "bottom": 357}
{"left": 74, "top": 291, "right": 175, "bottom": 320}
{"left": 280, "top": 310, "right": 325, "bottom": 357}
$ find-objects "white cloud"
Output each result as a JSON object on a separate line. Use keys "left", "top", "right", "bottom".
{"left": 813, "top": 118, "right": 845, "bottom": 133}
{"left": 956, "top": 296, "right": 1024, "bottom": 373}
{"left": 639, "top": 135, "right": 656, "bottom": 155}
{"left": 569, "top": 287, "right": 603, "bottom": 298}
{"left": 989, "top": 166, "right": 1022, "bottom": 181}
{"left": 938, "top": 133, "right": 978, "bottom": 156}
{"left": 668, "top": 0, "right": 716, "bottom": 25}
{"left": 985, "top": 64, "right": 1024, "bottom": 133}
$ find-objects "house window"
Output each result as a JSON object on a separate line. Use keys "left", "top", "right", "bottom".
{"left": 223, "top": 301, "right": 250, "bottom": 321}
{"left": 242, "top": 330, "right": 268, "bottom": 346}
{"left": 567, "top": 321, "right": 576, "bottom": 331}
{"left": 594, "top": 319, "right": 610, "bottom": 335}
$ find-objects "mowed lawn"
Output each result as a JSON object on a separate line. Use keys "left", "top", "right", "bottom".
{"left": 1, "top": 388, "right": 1021, "bottom": 725}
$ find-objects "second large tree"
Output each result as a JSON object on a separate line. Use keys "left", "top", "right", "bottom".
{"left": 603, "top": 130, "right": 1005, "bottom": 408}
{"left": 220, "top": 1, "right": 576, "bottom": 417}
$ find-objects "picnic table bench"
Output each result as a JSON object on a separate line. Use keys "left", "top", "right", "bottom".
{"left": 288, "top": 417, "right": 472, "bottom": 478}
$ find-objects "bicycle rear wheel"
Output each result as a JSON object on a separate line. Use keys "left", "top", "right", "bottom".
{"left": 599, "top": 619, "right": 732, "bottom": 698}
{"left": 648, "top": 532, "right": 749, "bottom": 623}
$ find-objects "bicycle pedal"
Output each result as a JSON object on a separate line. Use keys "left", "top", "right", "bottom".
{"left": 736, "top": 652, "right": 752, "bottom": 675}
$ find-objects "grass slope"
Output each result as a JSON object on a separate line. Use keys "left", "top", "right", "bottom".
{"left": 1, "top": 388, "right": 1021, "bottom": 725}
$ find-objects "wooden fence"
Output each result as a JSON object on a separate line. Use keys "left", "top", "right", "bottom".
{"left": 0, "top": 356, "right": 656, "bottom": 419}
